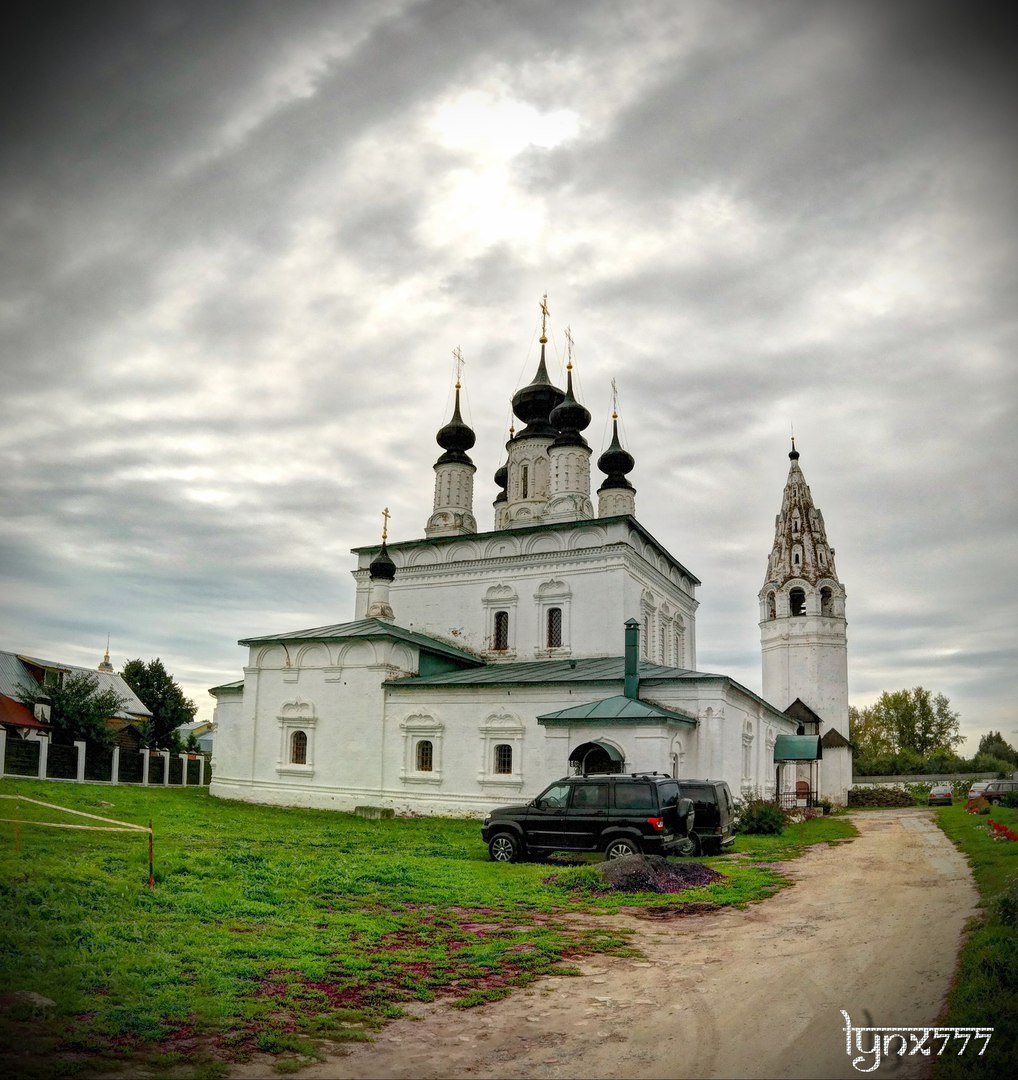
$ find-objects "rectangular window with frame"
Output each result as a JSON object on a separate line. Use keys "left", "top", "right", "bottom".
{"left": 547, "top": 606, "right": 562, "bottom": 648}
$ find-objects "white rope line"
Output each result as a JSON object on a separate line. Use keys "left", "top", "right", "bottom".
{"left": 0, "top": 819, "right": 149, "bottom": 833}
{"left": 0, "top": 794, "right": 149, "bottom": 831}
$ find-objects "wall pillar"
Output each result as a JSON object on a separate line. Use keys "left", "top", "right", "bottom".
{"left": 141, "top": 748, "right": 150, "bottom": 786}
{"left": 161, "top": 750, "right": 171, "bottom": 786}
{"left": 0, "top": 727, "right": 6, "bottom": 777}
{"left": 179, "top": 755, "right": 189, "bottom": 787}
{"left": 37, "top": 737, "right": 49, "bottom": 779}
{"left": 74, "top": 740, "right": 86, "bottom": 783}
{"left": 112, "top": 745, "right": 121, "bottom": 784}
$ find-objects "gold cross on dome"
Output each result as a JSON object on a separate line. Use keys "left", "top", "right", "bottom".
{"left": 381, "top": 507, "right": 390, "bottom": 542}
{"left": 611, "top": 377, "right": 619, "bottom": 419}
{"left": 565, "top": 326, "right": 574, "bottom": 370}
{"left": 452, "top": 346, "right": 465, "bottom": 388}
{"left": 539, "top": 293, "right": 549, "bottom": 342}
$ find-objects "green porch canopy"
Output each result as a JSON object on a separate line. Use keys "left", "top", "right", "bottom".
{"left": 538, "top": 694, "right": 697, "bottom": 726}
{"left": 773, "top": 734, "right": 823, "bottom": 762}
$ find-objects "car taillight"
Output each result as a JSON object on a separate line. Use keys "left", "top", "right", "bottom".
{"left": 648, "top": 817, "right": 664, "bottom": 831}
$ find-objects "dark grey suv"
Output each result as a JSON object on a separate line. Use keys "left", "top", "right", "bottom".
{"left": 482, "top": 772, "right": 696, "bottom": 862}
{"left": 982, "top": 779, "right": 1018, "bottom": 805}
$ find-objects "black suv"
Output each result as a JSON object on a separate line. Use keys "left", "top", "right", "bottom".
{"left": 676, "top": 779, "right": 736, "bottom": 855}
{"left": 982, "top": 779, "right": 1018, "bottom": 805}
{"left": 482, "top": 773, "right": 696, "bottom": 862}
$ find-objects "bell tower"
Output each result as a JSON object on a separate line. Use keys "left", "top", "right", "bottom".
{"left": 759, "top": 440, "right": 848, "bottom": 737}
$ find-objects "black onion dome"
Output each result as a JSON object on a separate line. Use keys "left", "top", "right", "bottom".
{"left": 511, "top": 345, "right": 564, "bottom": 439}
{"left": 597, "top": 416, "right": 635, "bottom": 491}
{"left": 789, "top": 437, "right": 800, "bottom": 461}
{"left": 493, "top": 458, "right": 508, "bottom": 504}
{"left": 550, "top": 368, "right": 591, "bottom": 449}
{"left": 435, "top": 386, "right": 475, "bottom": 466}
{"left": 368, "top": 540, "right": 396, "bottom": 581}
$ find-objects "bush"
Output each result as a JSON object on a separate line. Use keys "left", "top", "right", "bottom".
{"left": 1001, "top": 792, "right": 1018, "bottom": 810}
{"left": 735, "top": 798, "right": 787, "bottom": 835}
{"left": 997, "top": 874, "right": 1018, "bottom": 929}
{"left": 847, "top": 786, "right": 915, "bottom": 808}
{"left": 967, "top": 797, "right": 992, "bottom": 815}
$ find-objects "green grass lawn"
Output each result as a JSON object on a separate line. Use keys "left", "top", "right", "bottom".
{"left": 0, "top": 779, "right": 855, "bottom": 1078}
{"left": 932, "top": 802, "right": 1018, "bottom": 1078}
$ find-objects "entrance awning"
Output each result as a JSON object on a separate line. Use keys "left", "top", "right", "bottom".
{"left": 774, "top": 734, "right": 823, "bottom": 761}
{"left": 538, "top": 694, "right": 697, "bottom": 726}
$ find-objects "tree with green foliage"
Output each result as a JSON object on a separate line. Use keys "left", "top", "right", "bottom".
{"left": 850, "top": 688, "right": 965, "bottom": 774}
{"left": 976, "top": 730, "right": 1018, "bottom": 766}
{"left": 17, "top": 672, "right": 127, "bottom": 748}
{"left": 120, "top": 658, "right": 197, "bottom": 750}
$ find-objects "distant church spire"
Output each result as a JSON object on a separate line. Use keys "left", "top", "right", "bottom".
{"left": 426, "top": 349, "right": 478, "bottom": 537}
{"left": 763, "top": 438, "right": 837, "bottom": 587}
{"left": 98, "top": 636, "right": 114, "bottom": 673}
{"left": 759, "top": 440, "right": 848, "bottom": 740}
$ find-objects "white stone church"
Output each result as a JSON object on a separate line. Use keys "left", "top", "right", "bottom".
{"left": 210, "top": 309, "right": 852, "bottom": 815}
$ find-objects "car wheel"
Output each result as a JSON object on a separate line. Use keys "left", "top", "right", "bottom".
{"left": 488, "top": 833, "right": 521, "bottom": 863}
{"left": 690, "top": 832, "right": 703, "bottom": 857}
{"left": 604, "top": 837, "right": 640, "bottom": 860}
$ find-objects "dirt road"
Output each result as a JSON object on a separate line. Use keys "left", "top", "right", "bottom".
{"left": 234, "top": 809, "right": 979, "bottom": 1080}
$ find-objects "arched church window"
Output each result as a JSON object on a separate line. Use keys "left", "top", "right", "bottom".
{"left": 521, "top": 465, "right": 529, "bottom": 499}
{"left": 767, "top": 592, "right": 777, "bottom": 620}
{"left": 290, "top": 730, "right": 307, "bottom": 765}
{"left": 493, "top": 611, "right": 509, "bottom": 651}
{"left": 790, "top": 588, "right": 806, "bottom": 616}
{"left": 820, "top": 586, "right": 833, "bottom": 616}
{"left": 547, "top": 607, "right": 562, "bottom": 648}
{"left": 493, "top": 744, "right": 513, "bottom": 775}
{"left": 416, "top": 739, "right": 433, "bottom": 772}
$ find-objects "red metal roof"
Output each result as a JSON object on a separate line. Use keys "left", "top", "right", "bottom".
{"left": 0, "top": 694, "right": 49, "bottom": 731}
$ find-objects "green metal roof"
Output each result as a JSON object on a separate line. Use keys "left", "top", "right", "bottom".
{"left": 387, "top": 656, "right": 710, "bottom": 687}
{"left": 237, "top": 619, "right": 482, "bottom": 666}
{"left": 774, "top": 734, "right": 823, "bottom": 761}
{"left": 208, "top": 679, "right": 244, "bottom": 696}
{"left": 538, "top": 694, "right": 697, "bottom": 726}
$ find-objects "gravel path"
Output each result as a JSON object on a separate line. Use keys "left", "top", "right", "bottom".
{"left": 232, "top": 809, "right": 978, "bottom": 1080}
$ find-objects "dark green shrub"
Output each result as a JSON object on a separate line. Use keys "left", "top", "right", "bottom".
{"left": 847, "top": 786, "right": 914, "bottom": 808}
{"left": 1001, "top": 792, "right": 1018, "bottom": 810}
{"left": 735, "top": 799, "right": 787, "bottom": 835}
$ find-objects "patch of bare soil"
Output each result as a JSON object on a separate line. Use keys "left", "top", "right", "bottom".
{"left": 229, "top": 810, "right": 977, "bottom": 1080}
{"left": 593, "top": 853, "right": 726, "bottom": 894}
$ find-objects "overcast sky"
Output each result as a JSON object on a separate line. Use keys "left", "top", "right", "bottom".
{"left": 2, "top": 1, "right": 1015, "bottom": 751}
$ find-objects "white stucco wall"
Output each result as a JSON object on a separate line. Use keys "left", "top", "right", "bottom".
{"left": 352, "top": 519, "right": 698, "bottom": 666}
{"left": 211, "top": 639, "right": 795, "bottom": 816}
